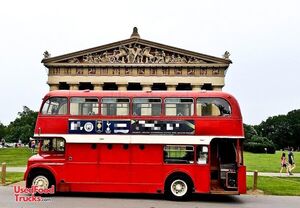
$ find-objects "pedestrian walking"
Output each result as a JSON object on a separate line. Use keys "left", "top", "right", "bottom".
{"left": 280, "top": 152, "right": 288, "bottom": 176}
{"left": 1, "top": 138, "right": 5, "bottom": 148}
{"left": 31, "top": 140, "right": 36, "bottom": 153}
{"left": 288, "top": 147, "right": 296, "bottom": 175}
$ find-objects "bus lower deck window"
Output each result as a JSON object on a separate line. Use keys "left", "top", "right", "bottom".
{"left": 164, "top": 145, "right": 194, "bottom": 164}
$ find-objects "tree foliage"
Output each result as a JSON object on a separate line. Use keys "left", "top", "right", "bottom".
{"left": 0, "top": 122, "right": 7, "bottom": 139}
{"left": 4, "top": 106, "right": 37, "bottom": 143}
{"left": 244, "top": 109, "right": 300, "bottom": 151}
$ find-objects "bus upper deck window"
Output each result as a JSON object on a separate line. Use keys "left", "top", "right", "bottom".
{"left": 197, "top": 98, "right": 231, "bottom": 116}
{"left": 101, "top": 98, "right": 129, "bottom": 116}
{"left": 133, "top": 98, "right": 161, "bottom": 116}
{"left": 41, "top": 97, "right": 68, "bottom": 115}
{"left": 70, "top": 97, "right": 99, "bottom": 115}
{"left": 165, "top": 98, "right": 194, "bottom": 116}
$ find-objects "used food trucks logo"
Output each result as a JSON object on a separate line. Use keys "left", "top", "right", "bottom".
{"left": 14, "top": 185, "right": 54, "bottom": 202}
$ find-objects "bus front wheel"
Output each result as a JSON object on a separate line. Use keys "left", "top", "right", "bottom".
{"left": 29, "top": 171, "right": 55, "bottom": 192}
{"left": 165, "top": 175, "right": 192, "bottom": 200}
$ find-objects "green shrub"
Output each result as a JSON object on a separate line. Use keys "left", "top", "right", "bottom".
{"left": 244, "top": 136, "right": 276, "bottom": 154}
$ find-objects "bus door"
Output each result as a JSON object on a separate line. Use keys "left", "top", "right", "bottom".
{"left": 210, "top": 138, "right": 238, "bottom": 192}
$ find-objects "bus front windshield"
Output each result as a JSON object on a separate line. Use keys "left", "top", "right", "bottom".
{"left": 40, "top": 138, "right": 65, "bottom": 153}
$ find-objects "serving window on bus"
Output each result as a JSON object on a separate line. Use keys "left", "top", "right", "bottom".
{"left": 101, "top": 98, "right": 130, "bottom": 116}
{"left": 164, "top": 145, "right": 194, "bottom": 164}
{"left": 196, "top": 98, "right": 231, "bottom": 116}
{"left": 133, "top": 98, "right": 161, "bottom": 116}
{"left": 70, "top": 97, "right": 99, "bottom": 115}
{"left": 165, "top": 98, "right": 194, "bottom": 116}
{"left": 40, "top": 138, "right": 65, "bottom": 153}
{"left": 41, "top": 97, "right": 68, "bottom": 115}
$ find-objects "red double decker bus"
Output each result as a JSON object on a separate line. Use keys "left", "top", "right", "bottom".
{"left": 25, "top": 90, "right": 246, "bottom": 200}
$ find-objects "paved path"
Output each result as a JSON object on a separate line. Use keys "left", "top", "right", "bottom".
{"left": 247, "top": 172, "right": 300, "bottom": 177}
{"left": 5, "top": 167, "right": 26, "bottom": 172}
{"left": 1, "top": 184, "right": 300, "bottom": 208}
{"left": 3, "top": 167, "right": 300, "bottom": 177}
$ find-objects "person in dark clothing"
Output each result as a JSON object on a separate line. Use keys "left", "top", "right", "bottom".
{"left": 288, "top": 148, "right": 296, "bottom": 175}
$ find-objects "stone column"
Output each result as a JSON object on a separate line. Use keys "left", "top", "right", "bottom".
{"left": 93, "top": 83, "right": 103, "bottom": 90}
{"left": 167, "top": 84, "right": 177, "bottom": 91}
{"left": 117, "top": 82, "right": 128, "bottom": 91}
{"left": 69, "top": 84, "right": 79, "bottom": 90}
{"left": 213, "top": 85, "right": 223, "bottom": 91}
{"left": 141, "top": 82, "right": 152, "bottom": 91}
{"left": 192, "top": 84, "right": 202, "bottom": 91}
{"left": 49, "top": 84, "right": 59, "bottom": 91}
{"left": 142, "top": 85, "right": 152, "bottom": 91}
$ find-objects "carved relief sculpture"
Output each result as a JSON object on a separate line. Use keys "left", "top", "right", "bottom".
{"left": 66, "top": 44, "right": 207, "bottom": 65}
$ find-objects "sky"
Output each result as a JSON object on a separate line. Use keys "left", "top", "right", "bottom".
{"left": 0, "top": 0, "right": 299, "bottom": 125}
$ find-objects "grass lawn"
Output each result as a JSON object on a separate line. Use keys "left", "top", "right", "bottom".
{"left": 0, "top": 172, "right": 24, "bottom": 185}
{"left": 247, "top": 175, "right": 300, "bottom": 196}
{"left": 0, "top": 147, "right": 33, "bottom": 167}
{"left": 244, "top": 151, "right": 300, "bottom": 173}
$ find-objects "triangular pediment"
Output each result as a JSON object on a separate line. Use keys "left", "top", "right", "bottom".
{"left": 42, "top": 38, "right": 231, "bottom": 66}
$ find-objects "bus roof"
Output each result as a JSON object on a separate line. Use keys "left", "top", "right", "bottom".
{"left": 44, "top": 90, "right": 237, "bottom": 100}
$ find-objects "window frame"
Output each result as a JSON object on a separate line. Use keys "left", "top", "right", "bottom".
{"left": 196, "top": 97, "right": 232, "bottom": 117}
{"left": 39, "top": 137, "right": 66, "bottom": 154}
{"left": 196, "top": 145, "right": 209, "bottom": 165}
{"left": 132, "top": 97, "right": 162, "bottom": 116}
{"left": 163, "top": 145, "right": 195, "bottom": 164}
{"left": 40, "top": 97, "right": 68, "bottom": 116}
{"left": 70, "top": 96, "right": 100, "bottom": 116}
{"left": 101, "top": 97, "right": 130, "bottom": 116}
{"left": 164, "top": 98, "right": 194, "bottom": 116}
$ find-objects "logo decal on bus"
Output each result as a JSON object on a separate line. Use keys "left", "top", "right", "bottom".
{"left": 131, "top": 120, "right": 195, "bottom": 135}
{"left": 68, "top": 120, "right": 194, "bottom": 135}
{"left": 69, "top": 120, "right": 131, "bottom": 134}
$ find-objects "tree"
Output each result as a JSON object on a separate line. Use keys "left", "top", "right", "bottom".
{"left": 252, "top": 109, "right": 300, "bottom": 150}
{"left": 243, "top": 123, "right": 257, "bottom": 142}
{"left": 5, "top": 106, "right": 38, "bottom": 143}
{"left": 0, "top": 122, "right": 7, "bottom": 139}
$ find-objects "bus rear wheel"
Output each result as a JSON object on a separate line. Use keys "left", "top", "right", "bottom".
{"left": 165, "top": 175, "right": 192, "bottom": 201}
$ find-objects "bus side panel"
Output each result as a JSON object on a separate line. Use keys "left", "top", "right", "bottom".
{"left": 64, "top": 144, "right": 98, "bottom": 185}
{"left": 98, "top": 144, "right": 130, "bottom": 184}
{"left": 130, "top": 145, "right": 163, "bottom": 192}
{"left": 194, "top": 165, "right": 210, "bottom": 193}
{"left": 35, "top": 116, "right": 68, "bottom": 134}
{"left": 195, "top": 119, "right": 243, "bottom": 136}
{"left": 238, "top": 165, "right": 247, "bottom": 194}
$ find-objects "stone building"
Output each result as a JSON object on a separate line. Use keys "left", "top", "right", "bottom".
{"left": 42, "top": 28, "right": 231, "bottom": 91}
